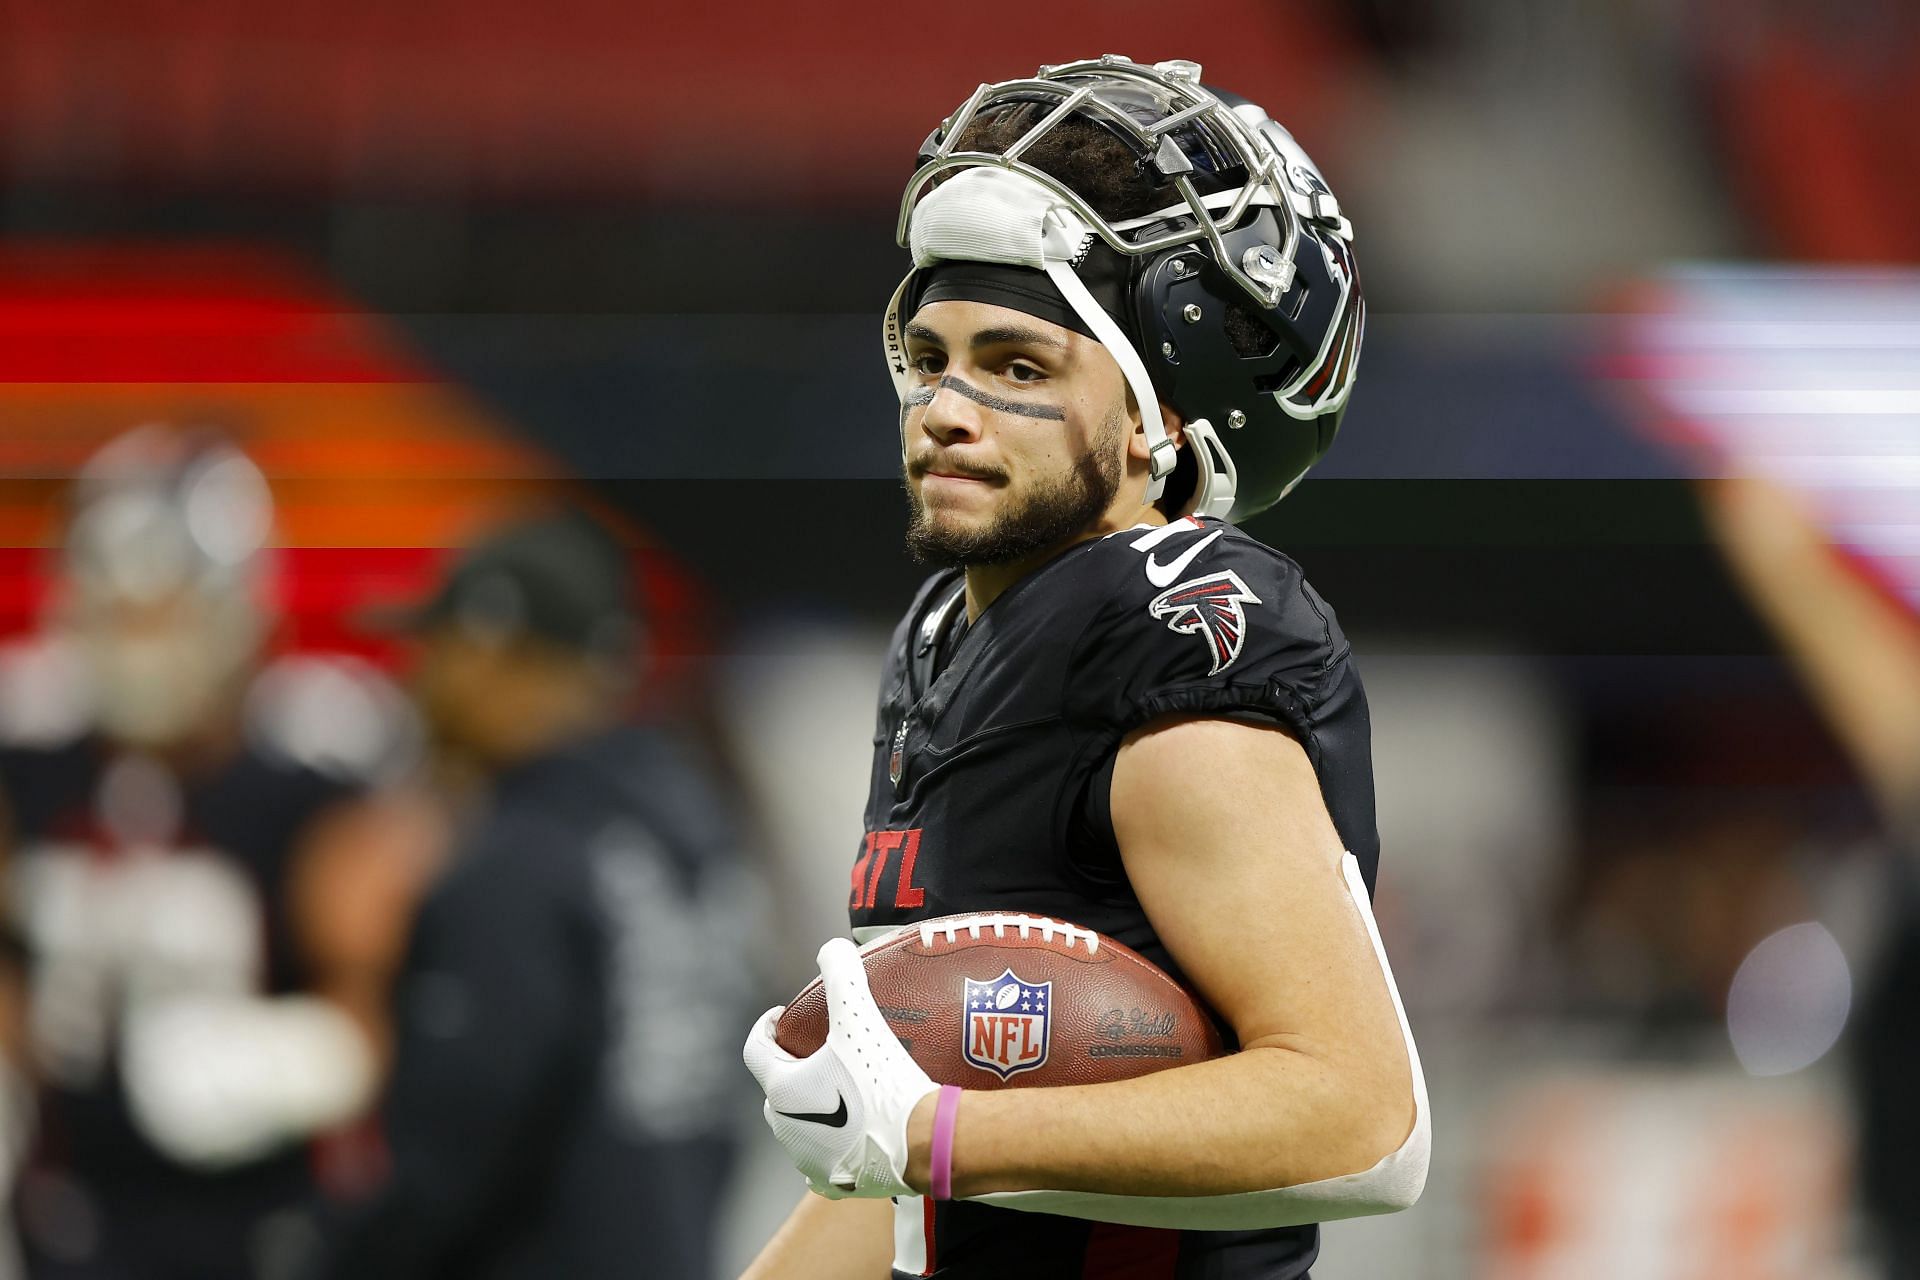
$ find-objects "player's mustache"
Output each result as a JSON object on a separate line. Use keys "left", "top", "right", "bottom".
{"left": 907, "top": 453, "right": 1008, "bottom": 484}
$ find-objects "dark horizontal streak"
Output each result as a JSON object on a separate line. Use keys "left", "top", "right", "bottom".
{"left": 596, "top": 479, "right": 1773, "bottom": 655}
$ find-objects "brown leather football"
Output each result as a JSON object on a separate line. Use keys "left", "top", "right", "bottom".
{"left": 775, "top": 913, "right": 1223, "bottom": 1089}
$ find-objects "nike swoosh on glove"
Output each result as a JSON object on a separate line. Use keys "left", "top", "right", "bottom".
{"left": 742, "top": 937, "right": 937, "bottom": 1198}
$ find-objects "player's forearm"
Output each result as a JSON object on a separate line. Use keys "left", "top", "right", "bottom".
{"left": 740, "top": 1191, "right": 893, "bottom": 1280}
{"left": 905, "top": 1040, "right": 1413, "bottom": 1199}
{"left": 1704, "top": 476, "right": 1920, "bottom": 818}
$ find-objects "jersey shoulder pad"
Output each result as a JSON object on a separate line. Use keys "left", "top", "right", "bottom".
{"left": 1068, "top": 519, "right": 1349, "bottom": 730}
{"left": 892, "top": 570, "right": 965, "bottom": 656}
{"left": 878, "top": 570, "right": 965, "bottom": 697}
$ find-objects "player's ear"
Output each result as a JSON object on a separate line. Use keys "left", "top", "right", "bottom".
{"left": 1128, "top": 404, "right": 1185, "bottom": 465}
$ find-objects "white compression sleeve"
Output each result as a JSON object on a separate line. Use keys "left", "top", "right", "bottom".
{"left": 974, "top": 854, "right": 1429, "bottom": 1230}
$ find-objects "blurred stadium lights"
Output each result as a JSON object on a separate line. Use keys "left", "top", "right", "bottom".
{"left": 1725, "top": 921, "right": 1852, "bottom": 1079}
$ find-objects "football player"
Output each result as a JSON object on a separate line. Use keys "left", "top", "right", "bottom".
{"left": 0, "top": 428, "right": 415, "bottom": 1279}
{"left": 742, "top": 57, "right": 1428, "bottom": 1279}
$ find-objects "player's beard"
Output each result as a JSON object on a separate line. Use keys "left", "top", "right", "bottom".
{"left": 905, "top": 409, "right": 1126, "bottom": 569}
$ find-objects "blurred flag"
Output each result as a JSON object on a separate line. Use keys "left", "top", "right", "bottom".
{"left": 1613, "top": 266, "right": 1920, "bottom": 620}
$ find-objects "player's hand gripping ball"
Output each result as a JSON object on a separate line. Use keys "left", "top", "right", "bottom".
{"left": 742, "top": 937, "right": 936, "bottom": 1199}
{"left": 742, "top": 913, "right": 1224, "bottom": 1197}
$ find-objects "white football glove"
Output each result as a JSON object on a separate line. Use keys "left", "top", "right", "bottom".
{"left": 122, "top": 994, "right": 376, "bottom": 1169}
{"left": 742, "top": 938, "right": 936, "bottom": 1199}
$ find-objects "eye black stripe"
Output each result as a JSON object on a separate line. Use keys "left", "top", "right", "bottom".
{"left": 933, "top": 376, "right": 1066, "bottom": 421}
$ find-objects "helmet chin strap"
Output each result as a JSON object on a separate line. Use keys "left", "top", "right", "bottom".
{"left": 1179, "top": 419, "right": 1240, "bottom": 520}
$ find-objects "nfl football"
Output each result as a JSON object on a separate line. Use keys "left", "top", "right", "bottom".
{"left": 775, "top": 913, "right": 1223, "bottom": 1088}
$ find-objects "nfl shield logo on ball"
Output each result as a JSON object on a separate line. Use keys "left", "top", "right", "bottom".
{"left": 962, "top": 970, "right": 1051, "bottom": 1080}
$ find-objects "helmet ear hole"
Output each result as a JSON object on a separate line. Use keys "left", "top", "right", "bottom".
{"left": 1223, "top": 303, "right": 1283, "bottom": 361}
{"left": 1252, "top": 364, "right": 1303, "bottom": 396}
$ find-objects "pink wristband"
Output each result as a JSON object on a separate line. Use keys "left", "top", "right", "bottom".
{"left": 929, "top": 1085, "right": 963, "bottom": 1201}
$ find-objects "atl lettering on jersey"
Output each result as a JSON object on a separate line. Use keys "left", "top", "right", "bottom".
{"left": 850, "top": 828, "right": 928, "bottom": 911}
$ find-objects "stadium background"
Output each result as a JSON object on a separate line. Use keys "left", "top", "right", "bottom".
{"left": 1, "top": 1, "right": 1916, "bottom": 1274}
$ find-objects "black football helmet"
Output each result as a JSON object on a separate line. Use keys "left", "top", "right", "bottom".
{"left": 888, "top": 56, "right": 1362, "bottom": 522}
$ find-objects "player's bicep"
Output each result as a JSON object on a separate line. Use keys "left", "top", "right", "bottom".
{"left": 1110, "top": 715, "right": 1412, "bottom": 1123}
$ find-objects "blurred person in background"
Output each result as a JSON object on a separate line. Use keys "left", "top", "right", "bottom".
{"left": 0, "top": 427, "right": 419, "bottom": 1279}
{"left": 1699, "top": 474, "right": 1920, "bottom": 1276}
{"left": 309, "top": 507, "right": 756, "bottom": 1280}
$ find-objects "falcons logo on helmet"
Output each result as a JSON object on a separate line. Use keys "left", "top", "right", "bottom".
{"left": 1148, "top": 571, "right": 1264, "bottom": 676}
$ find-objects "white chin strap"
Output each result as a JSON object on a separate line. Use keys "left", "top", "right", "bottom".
{"left": 1182, "top": 418, "right": 1239, "bottom": 521}
{"left": 895, "top": 167, "right": 1183, "bottom": 505}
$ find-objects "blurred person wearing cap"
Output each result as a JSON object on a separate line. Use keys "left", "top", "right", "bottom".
{"left": 309, "top": 508, "right": 756, "bottom": 1280}
{"left": 0, "top": 427, "right": 425, "bottom": 1279}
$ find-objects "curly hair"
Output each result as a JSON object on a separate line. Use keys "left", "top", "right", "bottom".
{"left": 953, "top": 107, "right": 1172, "bottom": 222}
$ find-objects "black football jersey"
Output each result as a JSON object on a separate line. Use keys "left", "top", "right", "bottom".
{"left": 0, "top": 709, "right": 364, "bottom": 1278}
{"left": 853, "top": 516, "right": 1379, "bottom": 1280}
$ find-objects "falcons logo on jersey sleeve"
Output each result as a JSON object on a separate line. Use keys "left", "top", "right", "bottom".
{"left": 1148, "top": 571, "right": 1264, "bottom": 676}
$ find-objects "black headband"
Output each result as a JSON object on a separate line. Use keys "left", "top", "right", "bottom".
{"left": 909, "top": 244, "right": 1134, "bottom": 345}
{"left": 912, "top": 262, "right": 1094, "bottom": 339}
